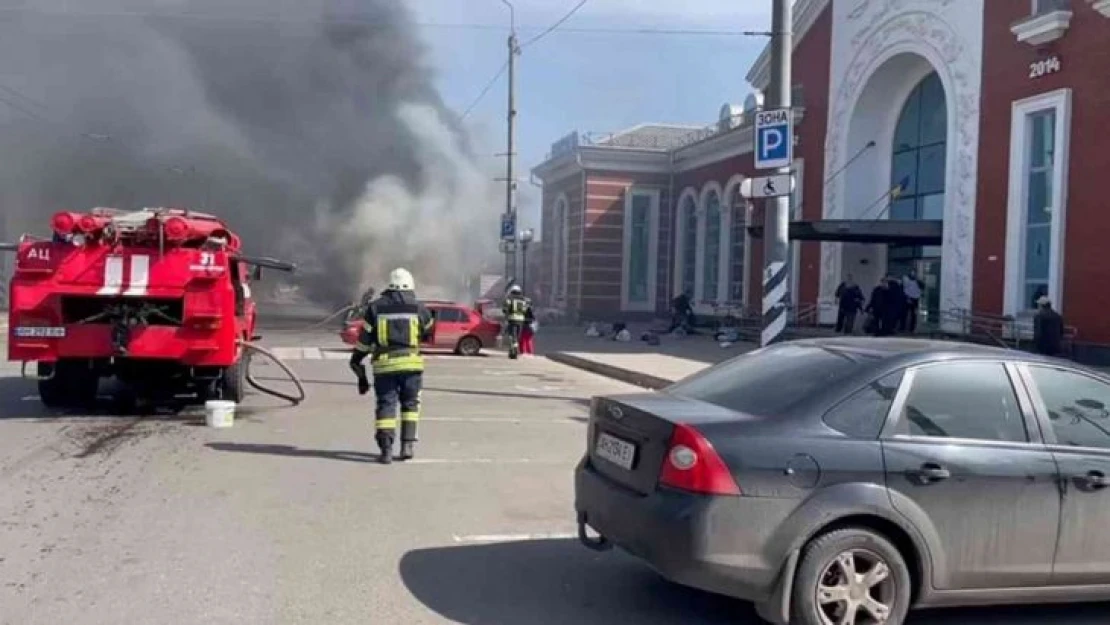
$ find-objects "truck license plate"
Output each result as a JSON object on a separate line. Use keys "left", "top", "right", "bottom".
{"left": 596, "top": 432, "right": 636, "bottom": 470}
{"left": 13, "top": 326, "right": 66, "bottom": 338}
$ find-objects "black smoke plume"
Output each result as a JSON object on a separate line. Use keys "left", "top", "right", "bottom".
{"left": 0, "top": 0, "right": 501, "bottom": 307}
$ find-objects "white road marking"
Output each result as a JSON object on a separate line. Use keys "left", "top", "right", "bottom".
{"left": 323, "top": 350, "right": 349, "bottom": 360}
{"left": 302, "top": 347, "right": 323, "bottom": 360}
{"left": 422, "top": 417, "right": 580, "bottom": 424}
{"left": 514, "top": 385, "right": 564, "bottom": 393}
{"left": 22, "top": 395, "right": 39, "bottom": 401}
{"left": 451, "top": 532, "right": 577, "bottom": 543}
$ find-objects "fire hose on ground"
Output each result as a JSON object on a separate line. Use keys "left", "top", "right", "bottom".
{"left": 234, "top": 300, "right": 375, "bottom": 405}
{"left": 238, "top": 340, "right": 307, "bottom": 406}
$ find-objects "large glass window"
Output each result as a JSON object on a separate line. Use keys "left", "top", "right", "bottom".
{"left": 890, "top": 72, "right": 946, "bottom": 223}
{"left": 1023, "top": 110, "right": 1056, "bottom": 309}
{"left": 889, "top": 71, "right": 947, "bottom": 320}
{"left": 702, "top": 190, "right": 722, "bottom": 302}
{"left": 628, "top": 193, "right": 651, "bottom": 304}
{"left": 679, "top": 196, "right": 697, "bottom": 296}
{"left": 1033, "top": 0, "right": 1070, "bottom": 15}
{"left": 729, "top": 186, "right": 747, "bottom": 301}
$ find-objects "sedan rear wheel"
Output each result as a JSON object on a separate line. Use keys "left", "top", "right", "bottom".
{"left": 792, "top": 528, "right": 911, "bottom": 625}
{"left": 456, "top": 336, "right": 482, "bottom": 356}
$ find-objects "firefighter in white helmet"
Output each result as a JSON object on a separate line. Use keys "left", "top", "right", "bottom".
{"left": 501, "top": 284, "right": 531, "bottom": 359}
{"left": 349, "top": 267, "right": 435, "bottom": 463}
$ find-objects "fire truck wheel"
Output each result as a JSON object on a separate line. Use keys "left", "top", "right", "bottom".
{"left": 38, "top": 361, "right": 99, "bottom": 409}
{"left": 220, "top": 357, "right": 247, "bottom": 404}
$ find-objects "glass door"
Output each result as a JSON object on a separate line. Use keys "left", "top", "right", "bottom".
{"left": 915, "top": 258, "right": 942, "bottom": 325}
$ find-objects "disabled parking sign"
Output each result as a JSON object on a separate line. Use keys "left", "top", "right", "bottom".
{"left": 754, "top": 108, "right": 793, "bottom": 170}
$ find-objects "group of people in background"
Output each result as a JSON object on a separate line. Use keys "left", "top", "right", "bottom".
{"left": 835, "top": 272, "right": 925, "bottom": 337}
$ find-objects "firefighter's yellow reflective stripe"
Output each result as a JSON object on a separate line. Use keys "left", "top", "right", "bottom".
{"left": 408, "top": 317, "right": 419, "bottom": 347}
{"left": 401, "top": 411, "right": 419, "bottom": 423}
{"left": 376, "top": 418, "right": 397, "bottom": 430}
{"left": 378, "top": 316, "right": 388, "bottom": 345}
{"left": 372, "top": 359, "right": 424, "bottom": 374}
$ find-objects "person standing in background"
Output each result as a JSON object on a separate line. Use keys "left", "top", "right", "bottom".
{"left": 834, "top": 274, "right": 865, "bottom": 334}
{"left": 901, "top": 270, "right": 924, "bottom": 333}
{"left": 865, "top": 277, "right": 891, "bottom": 336}
{"left": 519, "top": 304, "right": 536, "bottom": 356}
{"left": 1033, "top": 296, "right": 1065, "bottom": 357}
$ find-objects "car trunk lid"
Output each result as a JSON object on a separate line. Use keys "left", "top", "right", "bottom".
{"left": 587, "top": 393, "right": 745, "bottom": 495}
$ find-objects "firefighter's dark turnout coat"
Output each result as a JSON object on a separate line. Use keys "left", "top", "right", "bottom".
{"left": 352, "top": 289, "right": 434, "bottom": 439}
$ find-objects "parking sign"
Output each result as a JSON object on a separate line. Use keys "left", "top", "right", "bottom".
{"left": 500, "top": 214, "right": 516, "bottom": 240}
{"left": 754, "top": 108, "right": 793, "bottom": 170}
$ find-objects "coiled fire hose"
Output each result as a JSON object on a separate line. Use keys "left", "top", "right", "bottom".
{"left": 234, "top": 302, "right": 365, "bottom": 405}
{"left": 238, "top": 340, "right": 307, "bottom": 405}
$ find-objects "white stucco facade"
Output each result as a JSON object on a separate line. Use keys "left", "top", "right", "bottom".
{"left": 820, "top": 0, "right": 985, "bottom": 326}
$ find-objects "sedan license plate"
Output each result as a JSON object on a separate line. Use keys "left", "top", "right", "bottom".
{"left": 595, "top": 432, "right": 636, "bottom": 470}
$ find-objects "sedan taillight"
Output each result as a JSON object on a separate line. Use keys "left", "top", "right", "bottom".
{"left": 658, "top": 423, "right": 741, "bottom": 496}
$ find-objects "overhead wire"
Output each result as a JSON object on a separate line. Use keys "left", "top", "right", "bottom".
{"left": 461, "top": 60, "right": 509, "bottom": 121}
{"left": 521, "top": 0, "right": 589, "bottom": 48}
{"left": 461, "top": 0, "right": 589, "bottom": 119}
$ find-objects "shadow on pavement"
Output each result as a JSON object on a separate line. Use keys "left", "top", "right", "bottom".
{"left": 206, "top": 442, "right": 381, "bottom": 463}
{"left": 398, "top": 538, "right": 1110, "bottom": 625}
{"left": 399, "top": 538, "right": 747, "bottom": 625}
{"left": 425, "top": 386, "right": 591, "bottom": 406}
{"left": 0, "top": 375, "right": 43, "bottom": 420}
{"left": 249, "top": 376, "right": 591, "bottom": 406}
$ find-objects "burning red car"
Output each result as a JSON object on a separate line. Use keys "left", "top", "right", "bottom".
{"left": 341, "top": 299, "right": 501, "bottom": 356}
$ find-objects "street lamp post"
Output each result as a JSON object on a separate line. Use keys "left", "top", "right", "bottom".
{"left": 518, "top": 228, "right": 534, "bottom": 294}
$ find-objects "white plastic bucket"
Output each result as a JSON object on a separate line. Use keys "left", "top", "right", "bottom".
{"left": 205, "top": 400, "right": 236, "bottom": 428}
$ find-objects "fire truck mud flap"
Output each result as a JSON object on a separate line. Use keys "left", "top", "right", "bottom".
{"left": 20, "top": 361, "right": 55, "bottom": 381}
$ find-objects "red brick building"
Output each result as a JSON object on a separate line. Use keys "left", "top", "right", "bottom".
{"left": 531, "top": 0, "right": 1110, "bottom": 355}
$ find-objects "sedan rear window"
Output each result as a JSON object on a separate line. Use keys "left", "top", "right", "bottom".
{"left": 665, "top": 343, "right": 873, "bottom": 416}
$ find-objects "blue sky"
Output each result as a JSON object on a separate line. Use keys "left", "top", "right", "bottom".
{"left": 405, "top": 0, "right": 774, "bottom": 236}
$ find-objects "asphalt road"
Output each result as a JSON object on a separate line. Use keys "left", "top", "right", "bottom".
{"left": 0, "top": 326, "right": 1108, "bottom": 624}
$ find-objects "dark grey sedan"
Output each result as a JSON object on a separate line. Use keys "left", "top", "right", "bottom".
{"left": 574, "top": 337, "right": 1110, "bottom": 625}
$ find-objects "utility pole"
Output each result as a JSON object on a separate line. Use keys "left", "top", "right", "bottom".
{"left": 761, "top": 0, "right": 792, "bottom": 347}
{"left": 501, "top": 0, "right": 520, "bottom": 285}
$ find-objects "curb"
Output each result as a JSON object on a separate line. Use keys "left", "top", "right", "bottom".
{"left": 546, "top": 352, "right": 673, "bottom": 390}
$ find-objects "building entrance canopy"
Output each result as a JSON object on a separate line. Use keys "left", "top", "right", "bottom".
{"left": 747, "top": 219, "right": 942, "bottom": 246}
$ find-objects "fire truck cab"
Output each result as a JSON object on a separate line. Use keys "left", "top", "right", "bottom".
{"left": 3, "top": 207, "right": 291, "bottom": 409}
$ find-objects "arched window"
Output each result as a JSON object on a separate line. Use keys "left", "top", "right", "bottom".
{"left": 728, "top": 185, "right": 747, "bottom": 302}
{"left": 889, "top": 70, "right": 946, "bottom": 318}
{"left": 702, "top": 190, "right": 722, "bottom": 302}
{"left": 677, "top": 194, "right": 697, "bottom": 296}
{"left": 552, "top": 197, "right": 568, "bottom": 301}
{"left": 890, "top": 72, "right": 946, "bottom": 239}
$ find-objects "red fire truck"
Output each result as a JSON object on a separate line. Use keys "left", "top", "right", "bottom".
{"left": 3, "top": 207, "right": 294, "bottom": 408}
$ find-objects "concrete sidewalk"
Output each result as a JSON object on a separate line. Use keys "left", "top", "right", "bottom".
{"left": 536, "top": 324, "right": 755, "bottom": 390}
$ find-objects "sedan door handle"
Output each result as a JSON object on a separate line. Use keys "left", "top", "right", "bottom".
{"left": 907, "top": 463, "right": 950, "bottom": 485}
{"left": 1077, "top": 470, "right": 1110, "bottom": 491}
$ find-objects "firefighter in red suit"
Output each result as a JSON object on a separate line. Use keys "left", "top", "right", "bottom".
{"left": 349, "top": 268, "right": 435, "bottom": 464}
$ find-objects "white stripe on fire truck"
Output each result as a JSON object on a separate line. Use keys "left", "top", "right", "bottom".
{"left": 97, "top": 256, "right": 125, "bottom": 295}
{"left": 123, "top": 254, "right": 150, "bottom": 297}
